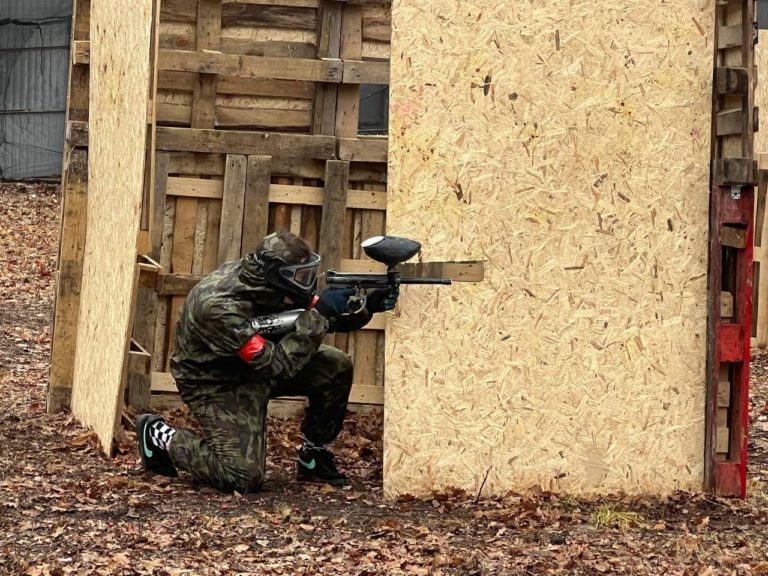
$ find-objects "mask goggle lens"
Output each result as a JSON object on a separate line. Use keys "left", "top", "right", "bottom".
{"left": 279, "top": 252, "right": 320, "bottom": 289}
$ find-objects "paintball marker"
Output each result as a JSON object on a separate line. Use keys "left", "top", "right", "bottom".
{"left": 249, "top": 236, "right": 451, "bottom": 337}
{"left": 325, "top": 235, "right": 451, "bottom": 313}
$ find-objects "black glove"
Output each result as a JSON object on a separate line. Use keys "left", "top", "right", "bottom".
{"left": 364, "top": 288, "right": 399, "bottom": 313}
{"left": 314, "top": 288, "right": 356, "bottom": 320}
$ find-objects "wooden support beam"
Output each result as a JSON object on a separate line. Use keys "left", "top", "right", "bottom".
{"left": 48, "top": 149, "right": 88, "bottom": 412}
{"left": 156, "top": 126, "right": 336, "bottom": 158}
{"left": 342, "top": 60, "right": 389, "bottom": 84}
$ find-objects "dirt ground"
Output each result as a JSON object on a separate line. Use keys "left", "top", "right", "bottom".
{"left": 3, "top": 183, "right": 768, "bottom": 575}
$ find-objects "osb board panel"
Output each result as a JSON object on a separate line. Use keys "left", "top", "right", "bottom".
{"left": 756, "top": 33, "right": 768, "bottom": 156}
{"left": 384, "top": 0, "right": 713, "bottom": 497}
{"left": 71, "top": 0, "right": 153, "bottom": 453}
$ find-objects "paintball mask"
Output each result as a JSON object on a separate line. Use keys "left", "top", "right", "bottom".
{"left": 255, "top": 233, "right": 321, "bottom": 308}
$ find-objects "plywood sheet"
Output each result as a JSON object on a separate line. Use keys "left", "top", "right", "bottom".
{"left": 756, "top": 32, "right": 768, "bottom": 156}
{"left": 70, "top": 0, "right": 154, "bottom": 453}
{"left": 384, "top": 0, "right": 714, "bottom": 497}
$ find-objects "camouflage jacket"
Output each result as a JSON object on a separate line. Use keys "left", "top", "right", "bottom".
{"left": 170, "top": 254, "right": 320, "bottom": 385}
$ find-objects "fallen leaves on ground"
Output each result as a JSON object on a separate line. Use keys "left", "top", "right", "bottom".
{"left": 3, "top": 182, "right": 768, "bottom": 575}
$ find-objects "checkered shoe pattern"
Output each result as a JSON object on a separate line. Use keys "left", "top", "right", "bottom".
{"left": 149, "top": 421, "right": 176, "bottom": 451}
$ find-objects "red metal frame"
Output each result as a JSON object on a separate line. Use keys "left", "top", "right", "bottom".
{"left": 707, "top": 185, "right": 753, "bottom": 497}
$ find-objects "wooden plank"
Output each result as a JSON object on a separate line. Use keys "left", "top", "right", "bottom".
{"left": 216, "top": 107, "right": 312, "bottom": 130}
{"left": 156, "top": 126, "right": 336, "bottom": 158}
{"left": 159, "top": 49, "right": 344, "bottom": 83}
{"left": 165, "top": 297, "right": 186, "bottom": 371}
{"left": 167, "top": 176, "right": 224, "bottom": 198}
{"left": 722, "top": 226, "right": 748, "bottom": 249}
{"left": 192, "top": 0, "right": 222, "bottom": 129}
{"left": 242, "top": 155, "right": 272, "bottom": 256}
{"left": 336, "top": 5, "right": 362, "bottom": 138}
{"left": 338, "top": 137, "right": 388, "bottom": 162}
{"left": 716, "top": 109, "right": 744, "bottom": 136}
{"left": 128, "top": 337, "right": 152, "bottom": 376}
{"left": 218, "top": 155, "right": 248, "bottom": 264}
{"left": 398, "top": 261, "right": 485, "bottom": 282}
{"left": 342, "top": 59, "right": 389, "bottom": 84}
{"left": 271, "top": 183, "right": 386, "bottom": 209}
{"left": 221, "top": 4, "right": 317, "bottom": 29}
{"left": 151, "top": 372, "right": 384, "bottom": 404}
{"left": 716, "top": 407, "right": 729, "bottom": 428}
{"left": 353, "top": 208, "right": 385, "bottom": 387}
{"left": 715, "top": 67, "right": 749, "bottom": 95}
{"left": 72, "top": 40, "right": 90, "bottom": 65}
{"left": 66, "top": 121, "right": 89, "bottom": 147}
{"left": 48, "top": 149, "right": 88, "bottom": 411}
{"left": 715, "top": 158, "right": 756, "bottom": 185}
{"left": 318, "top": 160, "right": 350, "bottom": 289}
{"left": 217, "top": 75, "right": 314, "bottom": 99}
{"left": 219, "top": 37, "right": 317, "bottom": 59}
{"left": 716, "top": 427, "right": 730, "bottom": 453}
{"left": 172, "top": 198, "right": 198, "bottom": 273}
{"left": 313, "top": 0, "right": 343, "bottom": 134}
{"left": 168, "top": 152, "right": 225, "bottom": 176}
{"left": 721, "top": 291, "right": 734, "bottom": 318}
{"left": 223, "top": 0, "right": 318, "bottom": 6}
{"left": 192, "top": 201, "right": 209, "bottom": 274}
{"left": 203, "top": 199, "right": 223, "bottom": 273}
{"left": 718, "top": 24, "right": 742, "bottom": 50}
{"left": 161, "top": 0, "right": 197, "bottom": 23}
{"left": 70, "top": 0, "right": 153, "bottom": 453}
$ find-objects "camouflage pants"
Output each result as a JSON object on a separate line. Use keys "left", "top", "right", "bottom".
{"left": 168, "top": 345, "right": 353, "bottom": 493}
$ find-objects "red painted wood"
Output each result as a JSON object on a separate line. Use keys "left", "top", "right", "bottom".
{"left": 717, "top": 323, "right": 744, "bottom": 362}
{"left": 720, "top": 192, "right": 751, "bottom": 226}
{"left": 715, "top": 462, "right": 743, "bottom": 497}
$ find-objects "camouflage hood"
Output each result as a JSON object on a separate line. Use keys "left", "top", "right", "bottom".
{"left": 230, "top": 253, "right": 286, "bottom": 309}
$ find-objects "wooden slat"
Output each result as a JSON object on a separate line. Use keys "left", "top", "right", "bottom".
{"left": 168, "top": 152, "right": 225, "bottom": 175}
{"left": 715, "top": 158, "right": 755, "bottom": 186}
{"left": 202, "top": 199, "right": 222, "bottom": 273}
{"left": 338, "top": 136, "right": 388, "bottom": 162}
{"left": 716, "top": 427, "right": 730, "bottom": 453}
{"left": 223, "top": 0, "right": 318, "bottom": 6}
{"left": 160, "top": 49, "right": 344, "bottom": 83}
{"left": 156, "top": 126, "right": 336, "bottom": 158}
{"left": 721, "top": 291, "right": 734, "bottom": 318}
{"left": 242, "top": 155, "right": 272, "bottom": 256}
{"left": 165, "top": 297, "right": 186, "bottom": 371}
{"left": 218, "top": 155, "right": 248, "bottom": 264}
{"left": 217, "top": 75, "right": 314, "bottom": 99}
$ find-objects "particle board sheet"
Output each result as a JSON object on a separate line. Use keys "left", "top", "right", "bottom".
{"left": 384, "top": 0, "right": 714, "bottom": 497}
{"left": 70, "top": 0, "right": 154, "bottom": 453}
{"left": 755, "top": 32, "right": 768, "bottom": 157}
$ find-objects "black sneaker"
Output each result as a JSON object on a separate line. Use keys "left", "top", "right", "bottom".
{"left": 296, "top": 446, "right": 348, "bottom": 485}
{"left": 136, "top": 414, "right": 177, "bottom": 477}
